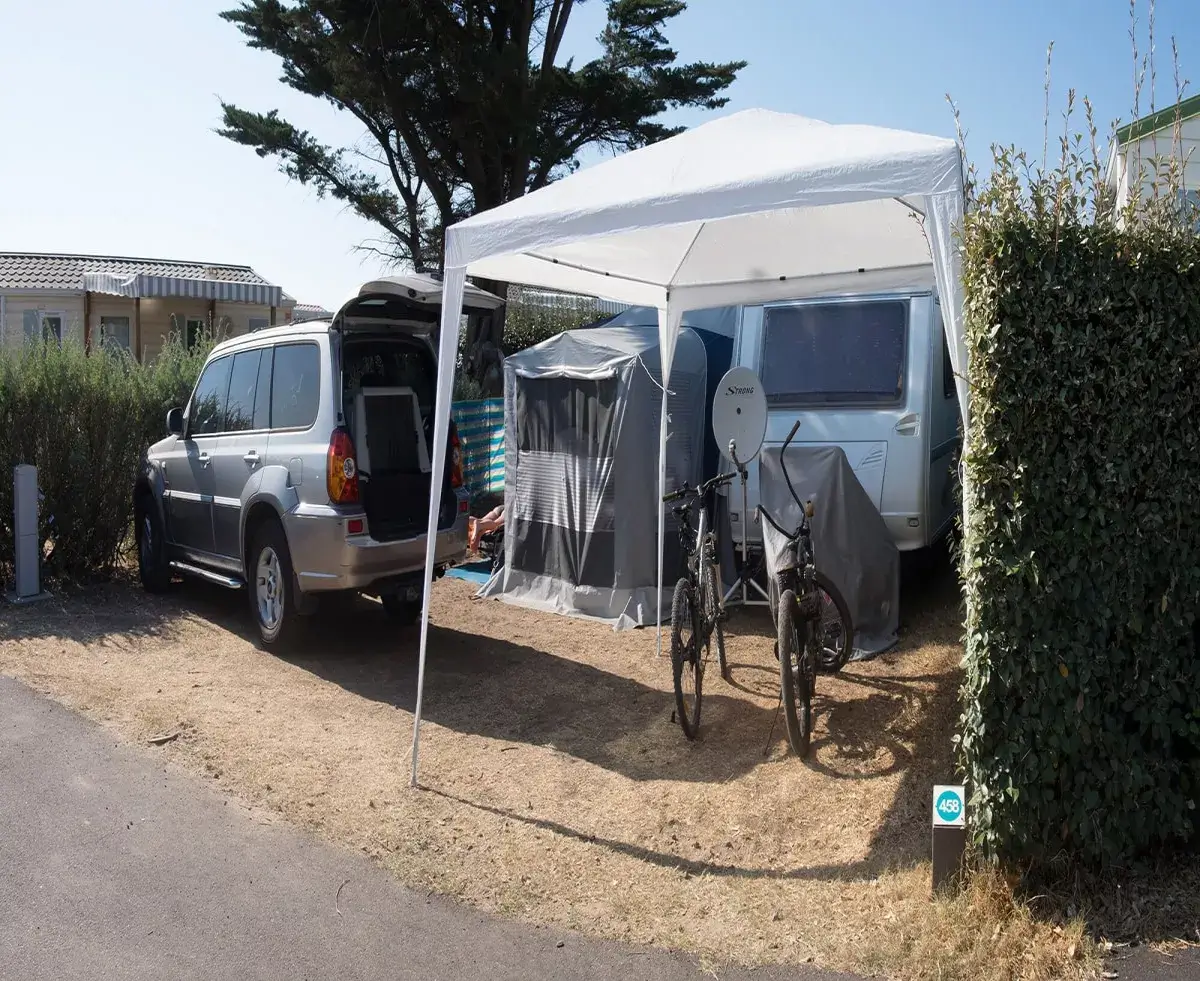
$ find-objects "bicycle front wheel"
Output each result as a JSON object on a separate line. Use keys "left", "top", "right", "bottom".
{"left": 813, "top": 570, "right": 854, "bottom": 673}
{"left": 671, "top": 577, "right": 703, "bottom": 740}
{"left": 700, "top": 542, "right": 728, "bottom": 680}
{"left": 777, "top": 589, "right": 813, "bottom": 757}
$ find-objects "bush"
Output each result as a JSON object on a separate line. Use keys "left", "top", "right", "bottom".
{"left": 0, "top": 333, "right": 210, "bottom": 586}
{"left": 959, "top": 110, "right": 1200, "bottom": 866}
{"left": 501, "top": 298, "right": 601, "bottom": 355}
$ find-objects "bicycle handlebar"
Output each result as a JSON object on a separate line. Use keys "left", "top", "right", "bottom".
{"left": 662, "top": 471, "right": 738, "bottom": 505}
{"left": 781, "top": 417, "right": 803, "bottom": 511}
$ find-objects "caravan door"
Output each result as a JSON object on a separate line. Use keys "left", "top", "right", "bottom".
{"left": 926, "top": 302, "right": 962, "bottom": 542}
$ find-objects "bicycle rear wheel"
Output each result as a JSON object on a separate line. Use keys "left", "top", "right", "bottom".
{"left": 777, "top": 589, "right": 813, "bottom": 757}
{"left": 813, "top": 570, "right": 854, "bottom": 673}
{"left": 700, "top": 542, "right": 728, "bottom": 680}
{"left": 671, "top": 577, "right": 703, "bottom": 740}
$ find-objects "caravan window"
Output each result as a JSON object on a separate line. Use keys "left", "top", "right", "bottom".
{"left": 760, "top": 300, "right": 907, "bottom": 404}
{"left": 516, "top": 376, "right": 618, "bottom": 458}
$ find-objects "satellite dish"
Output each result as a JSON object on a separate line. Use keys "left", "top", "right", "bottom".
{"left": 712, "top": 366, "right": 768, "bottom": 467}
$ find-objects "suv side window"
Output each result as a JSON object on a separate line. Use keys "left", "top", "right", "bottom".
{"left": 225, "top": 349, "right": 263, "bottom": 432}
{"left": 253, "top": 347, "right": 273, "bottom": 430}
{"left": 270, "top": 342, "right": 320, "bottom": 431}
{"left": 189, "top": 355, "right": 233, "bottom": 436}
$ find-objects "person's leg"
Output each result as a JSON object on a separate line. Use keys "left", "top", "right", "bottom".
{"left": 469, "top": 506, "right": 505, "bottom": 550}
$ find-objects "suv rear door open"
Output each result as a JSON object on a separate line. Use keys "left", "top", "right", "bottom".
{"left": 331, "top": 279, "right": 503, "bottom": 542}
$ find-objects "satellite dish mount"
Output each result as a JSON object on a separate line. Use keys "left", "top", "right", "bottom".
{"left": 711, "top": 367, "right": 770, "bottom": 608}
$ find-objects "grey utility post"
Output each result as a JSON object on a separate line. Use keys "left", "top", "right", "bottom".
{"left": 6, "top": 465, "right": 50, "bottom": 604}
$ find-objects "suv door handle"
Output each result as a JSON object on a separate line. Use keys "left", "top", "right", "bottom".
{"left": 198, "top": 452, "right": 211, "bottom": 467}
{"left": 243, "top": 450, "right": 260, "bottom": 467}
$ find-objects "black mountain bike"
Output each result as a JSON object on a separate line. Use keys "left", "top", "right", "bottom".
{"left": 662, "top": 469, "right": 738, "bottom": 739}
{"left": 757, "top": 420, "right": 854, "bottom": 757}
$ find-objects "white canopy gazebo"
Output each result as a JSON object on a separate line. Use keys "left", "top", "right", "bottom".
{"left": 409, "top": 109, "right": 968, "bottom": 783}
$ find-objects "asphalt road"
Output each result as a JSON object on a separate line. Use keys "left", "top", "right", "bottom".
{"left": 0, "top": 676, "right": 848, "bottom": 981}
{"left": 1111, "top": 947, "right": 1200, "bottom": 981}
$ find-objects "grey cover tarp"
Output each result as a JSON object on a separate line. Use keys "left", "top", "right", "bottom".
{"left": 479, "top": 325, "right": 707, "bottom": 629}
{"left": 757, "top": 444, "right": 899, "bottom": 657}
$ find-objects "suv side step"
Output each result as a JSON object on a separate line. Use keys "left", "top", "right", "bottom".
{"left": 170, "top": 561, "right": 244, "bottom": 590}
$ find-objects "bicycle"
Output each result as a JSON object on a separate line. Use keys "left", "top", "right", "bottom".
{"left": 661, "top": 469, "right": 739, "bottom": 739}
{"left": 753, "top": 420, "right": 854, "bottom": 757}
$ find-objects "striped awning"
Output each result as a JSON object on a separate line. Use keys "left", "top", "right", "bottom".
{"left": 83, "top": 271, "right": 282, "bottom": 306}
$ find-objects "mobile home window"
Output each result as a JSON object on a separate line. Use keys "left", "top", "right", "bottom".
{"left": 24, "top": 310, "right": 64, "bottom": 344}
{"left": 1179, "top": 189, "right": 1200, "bottom": 232}
{"left": 185, "top": 317, "right": 206, "bottom": 351}
{"left": 760, "top": 300, "right": 907, "bottom": 404}
{"left": 99, "top": 315, "right": 131, "bottom": 352}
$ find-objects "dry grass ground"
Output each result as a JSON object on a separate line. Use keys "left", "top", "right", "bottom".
{"left": 0, "top": 555, "right": 1095, "bottom": 980}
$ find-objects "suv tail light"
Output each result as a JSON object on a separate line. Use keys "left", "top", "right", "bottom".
{"left": 327, "top": 428, "right": 359, "bottom": 504}
{"left": 450, "top": 424, "right": 464, "bottom": 489}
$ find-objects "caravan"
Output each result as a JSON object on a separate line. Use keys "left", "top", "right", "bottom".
{"left": 731, "top": 283, "right": 960, "bottom": 552}
{"left": 606, "top": 276, "right": 960, "bottom": 553}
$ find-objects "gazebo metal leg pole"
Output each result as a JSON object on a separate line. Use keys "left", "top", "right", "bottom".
{"left": 409, "top": 265, "right": 467, "bottom": 788}
{"left": 655, "top": 380, "right": 669, "bottom": 658}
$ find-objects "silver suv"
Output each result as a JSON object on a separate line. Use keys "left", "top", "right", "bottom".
{"left": 134, "top": 275, "right": 503, "bottom": 646}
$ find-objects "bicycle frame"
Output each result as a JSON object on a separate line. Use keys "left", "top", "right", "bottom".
{"left": 756, "top": 421, "right": 821, "bottom": 625}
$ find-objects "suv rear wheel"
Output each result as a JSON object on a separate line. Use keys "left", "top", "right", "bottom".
{"left": 248, "top": 521, "right": 302, "bottom": 648}
{"left": 380, "top": 593, "right": 422, "bottom": 625}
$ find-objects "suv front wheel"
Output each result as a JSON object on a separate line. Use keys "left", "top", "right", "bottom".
{"left": 248, "top": 521, "right": 302, "bottom": 648}
{"left": 136, "top": 495, "right": 171, "bottom": 594}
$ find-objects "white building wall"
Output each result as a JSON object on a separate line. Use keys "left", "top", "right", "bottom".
{"left": 1112, "top": 116, "right": 1200, "bottom": 210}
{"left": 0, "top": 291, "right": 85, "bottom": 348}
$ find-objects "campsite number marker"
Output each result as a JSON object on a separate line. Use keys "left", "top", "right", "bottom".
{"left": 932, "top": 785, "right": 965, "bottom": 826}
{"left": 930, "top": 784, "right": 966, "bottom": 895}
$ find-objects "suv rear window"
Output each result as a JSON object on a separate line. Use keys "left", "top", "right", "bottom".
{"left": 271, "top": 343, "right": 321, "bottom": 430}
{"left": 760, "top": 300, "right": 907, "bottom": 404}
{"left": 342, "top": 338, "right": 435, "bottom": 414}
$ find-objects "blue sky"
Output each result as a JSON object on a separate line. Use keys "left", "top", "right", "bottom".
{"left": 0, "top": 0, "right": 1195, "bottom": 308}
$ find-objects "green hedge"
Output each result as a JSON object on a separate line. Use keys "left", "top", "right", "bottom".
{"left": 0, "top": 335, "right": 209, "bottom": 585}
{"left": 501, "top": 298, "right": 601, "bottom": 355}
{"left": 959, "top": 149, "right": 1200, "bottom": 866}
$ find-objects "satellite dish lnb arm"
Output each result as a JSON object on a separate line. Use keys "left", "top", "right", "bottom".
{"left": 728, "top": 438, "right": 746, "bottom": 476}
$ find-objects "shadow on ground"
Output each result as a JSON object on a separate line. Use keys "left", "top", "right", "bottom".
{"left": 0, "top": 576, "right": 180, "bottom": 646}
{"left": 2, "top": 547, "right": 965, "bottom": 885}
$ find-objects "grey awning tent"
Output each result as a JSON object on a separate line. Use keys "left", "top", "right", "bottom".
{"left": 479, "top": 325, "right": 707, "bottom": 629}
{"left": 600, "top": 305, "right": 735, "bottom": 482}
